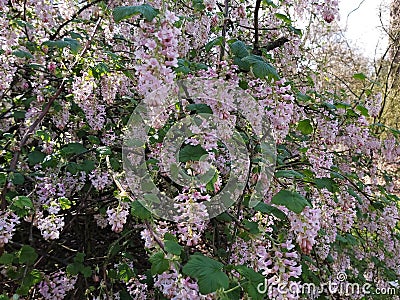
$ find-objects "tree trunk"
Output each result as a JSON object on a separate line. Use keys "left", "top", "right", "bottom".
{"left": 390, "top": 0, "right": 400, "bottom": 70}
{"left": 379, "top": 0, "right": 400, "bottom": 129}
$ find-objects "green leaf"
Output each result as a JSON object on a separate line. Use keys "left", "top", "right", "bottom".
{"left": 275, "top": 170, "right": 304, "bottom": 179}
{"left": 323, "top": 101, "right": 337, "bottom": 110}
{"left": 297, "top": 119, "right": 313, "bottom": 135}
{"left": 230, "top": 41, "right": 249, "bottom": 58}
{"left": 58, "top": 197, "right": 72, "bottom": 210}
{"left": 66, "top": 262, "right": 81, "bottom": 275}
{"left": 164, "top": 240, "right": 183, "bottom": 255}
{"left": 43, "top": 38, "right": 81, "bottom": 54}
{"left": 11, "top": 195, "right": 33, "bottom": 217}
{"left": 243, "top": 220, "right": 260, "bottom": 234}
{"left": 12, "top": 50, "right": 34, "bottom": 59}
{"left": 215, "top": 212, "right": 233, "bottom": 222}
{"left": 253, "top": 61, "right": 279, "bottom": 80}
{"left": 263, "top": 0, "right": 278, "bottom": 8}
{"left": 60, "top": 143, "right": 87, "bottom": 156}
{"left": 0, "top": 173, "right": 6, "bottom": 186}
{"left": 11, "top": 172, "right": 25, "bottom": 185}
{"left": 0, "top": 253, "right": 15, "bottom": 265}
{"left": 254, "top": 202, "right": 287, "bottom": 220}
{"left": 235, "top": 265, "right": 266, "bottom": 300}
{"left": 17, "top": 269, "right": 42, "bottom": 295}
{"left": 241, "top": 55, "right": 264, "bottom": 64}
{"left": 130, "top": 201, "right": 152, "bottom": 220}
{"left": 113, "top": 4, "right": 159, "bottom": 22}
{"left": 149, "top": 252, "right": 170, "bottom": 275}
{"left": 179, "top": 145, "right": 208, "bottom": 162}
{"left": 271, "top": 190, "right": 311, "bottom": 214}
{"left": 63, "top": 38, "right": 81, "bottom": 54}
{"left": 187, "top": 104, "right": 213, "bottom": 114}
{"left": 346, "top": 233, "right": 358, "bottom": 245}
{"left": 296, "top": 92, "right": 312, "bottom": 102}
{"left": 28, "top": 150, "right": 45, "bottom": 165}
{"left": 88, "top": 135, "right": 101, "bottom": 144}
{"left": 335, "top": 102, "right": 351, "bottom": 109}
{"left": 143, "top": 193, "right": 160, "bottom": 204}
{"left": 346, "top": 109, "right": 358, "bottom": 117}
{"left": 206, "top": 170, "right": 219, "bottom": 192}
{"left": 241, "top": 56, "right": 279, "bottom": 81}
{"left": 194, "top": 63, "right": 209, "bottom": 71}
{"left": 233, "top": 57, "right": 251, "bottom": 72}
{"left": 315, "top": 178, "right": 338, "bottom": 193}
{"left": 239, "top": 80, "right": 249, "bottom": 89}
{"left": 353, "top": 73, "right": 367, "bottom": 80}
{"left": 96, "top": 146, "right": 112, "bottom": 156}
{"left": 205, "top": 36, "right": 223, "bottom": 52}
{"left": 19, "top": 245, "right": 38, "bottom": 265}
{"left": 12, "top": 196, "right": 34, "bottom": 210}
{"left": 175, "top": 59, "right": 191, "bottom": 74}
{"left": 91, "top": 62, "right": 109, "bottom": 79}
{"left": 175, "top": 65, "right": 191, "bottom": 74}
{"left": 118, "top": 263, "right": 135, "bottom": 282}
{"left": 78, "top": 160, "right": 96, "bottom": 172}
{"left": 164, "top": 233, "right": 178, "bottom": 241}
{"left": 288, "top": 25, "right": 302, "bottom": 36}
{"left": 356, "top": 105, "right": 369, "bottom": 117}
{"left": 192, "top": 0, "right": 206, "bottom": 11}
{"left": 13, "top": 110, "right": 26, "bottom": 119}
{"left": 74, "top": 252, "right": 85, "bottom": 263}
{"left": 182, "top": 254, "right": 229, "bottom": 294}
{"left": 275, "top": 13, "right": 292, "bottom": 24}
{"left": 70, "top": 31, "right": 83, "bottom": 40}
{"left": 81, "top": 266, "right": 92, "bottom": 278}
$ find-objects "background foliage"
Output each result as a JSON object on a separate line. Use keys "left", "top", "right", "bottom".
{"left": 0, "top": 0, "right": 399, "bottom": 299}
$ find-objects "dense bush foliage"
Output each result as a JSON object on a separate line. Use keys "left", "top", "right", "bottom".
{"left": 0, "top": 0, "right": 399, "bottom": 299}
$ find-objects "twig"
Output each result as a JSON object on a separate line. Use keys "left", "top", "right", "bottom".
{"left": 0, "top": 16, "right": 104, "bottom": 210}
{"left": 50, "top": 0, "right": 103, "bottom": 40}
{"left": 219, "top": 0, "right": 230, "bottom": 62}
{"left": 262, "top": 37, "right": 289, "bottom": 52}
{"left": 252, "top": 0, "right": 262, "bottom": 55}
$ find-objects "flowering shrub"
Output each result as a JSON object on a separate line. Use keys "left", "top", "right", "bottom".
{"left": 0, "top": 0, "right": 399, "bottom": 299}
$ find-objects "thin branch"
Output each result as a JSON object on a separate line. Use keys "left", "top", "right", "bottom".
{"left": 344, "top": 0, "right": 367, "bottom": 31}
{"left": 262, "top": 36, "right": 289, "bottom": 52}
{"left": 252, "top": 0, "right": 262, "bottom": 55}
{"left": 50, "top": 0, "right": 103, "bottom": 40}
{"left": 0, "top": 16, "right": 104, "bottom": 210}
{"left": 237, "top": 24, "right": 279, "bottom": 31}
{"left": 219, "top": 0, "right": 230, "bottom": 62}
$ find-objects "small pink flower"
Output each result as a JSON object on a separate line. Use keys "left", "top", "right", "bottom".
{"left": 48, "top": 62, "right": 56, "bottom": 73}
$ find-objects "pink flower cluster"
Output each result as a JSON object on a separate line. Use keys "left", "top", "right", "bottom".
{"left": 250, "top": 78, "right": 296, "bottom": 143}
{"left": 89, "top": 169, "right": 112, "bottom": 191}
{"left": 36, "top": 176, "right": 66, "bottom": 206}
{"left": 35, "top": 211, "right": 65, "bottom": 240}
{"left": 38, "top": 271, "right": 77, "bottom": 300}
{"left": 132, "top": 10, "right": 180, "bottom": 96}
{"left": 0, "top": 210, "right": 20, "bottom": 247}
{"left": 289, "top": 207, "right": 321, "bottom": 254}
{"left": 154, "top": 270, "right": 212, "bottom": 299}
{"left": 306, "top": 147, "right": 333, "bottom": 178}
{"left": 174, "top": 191, "right": 210, "bottom": 246}
{"left": 106, "top": 202, "right": 129, "bottom": 233}
{"left": 72, "top": 72, "right": 106, "bottom": 130}
{"left": 126, "top": 275, "right": 149, "bottom": 299}
{"left": 259, "top": 241, "right": 302, "bottom": 300}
